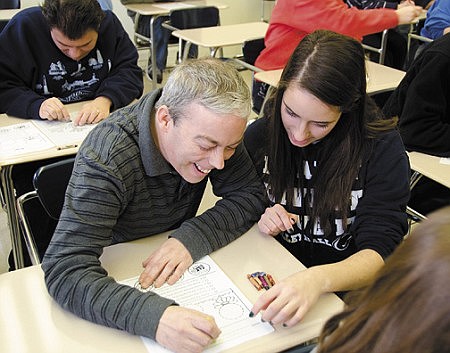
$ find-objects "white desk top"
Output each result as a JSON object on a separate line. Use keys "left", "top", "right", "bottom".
{"left": 254, "top": 61, "right": 406, "bottom": 95}
{"left": 172, "top": 22, "right": 269, "bottom": 48}
{"left": 408, "top": 151, "right": 450, "bottom": 189}
{"left": 0, "top": 225, "right": 343, "bottom": 353}
{"left": 0, "top": 8, "right": 20, "bottom": 21}
{"left": 0, "top": 102, "right": 87, "bottom": 167}
{"left": 124, "top": 0, "right": 227, "bottom": 16}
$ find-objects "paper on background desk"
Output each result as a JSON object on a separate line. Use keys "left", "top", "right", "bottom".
{"left": 120, "top": 256, "right": 274, "bottom": 353}
{"left": 440, "top": 157, "right": 450, "bottom": 165}
{"left": 0, "top": 119, "right": 96, "bottom": 159}
{"left": 154, "top": 2, "right": 194, "bottom": 10}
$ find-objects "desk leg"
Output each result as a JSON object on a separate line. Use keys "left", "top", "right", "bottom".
{"left": 410, "top": 170, "right": 423, "bottom": 189}
{"left": 407, "top": 171, "right": 427, "bottom": 221}
{"left": 0, "top": 165, "right": 24, "bottom": 269}
{"left": 150, "top": 15, "right": 158, "bottom": 90}
{"left": 210, "top": 47, "right": 219, "bottom": 58}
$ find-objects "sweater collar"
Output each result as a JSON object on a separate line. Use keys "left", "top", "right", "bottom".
{"left": 138, "top": 89, "right": 176, "bottom": 177}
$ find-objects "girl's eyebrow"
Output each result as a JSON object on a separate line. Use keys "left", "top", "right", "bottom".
{"left": 283, "top": 99, "right": 338, "bottom": 125}
{"left": 282, "top": 100, "right": 300, "bottom": 118}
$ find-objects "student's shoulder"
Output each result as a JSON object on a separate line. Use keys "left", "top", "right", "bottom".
{"left": 2, "top": 7, "right": 47, "bottom": 40}
{"left": 372, "top": 128, "right": 406, "bottom": 157}
{"left": 9, "top": 7, "right": 44, "bottom": 27}
{"left": 13, "top": 6, "right": 42, "bottom": 20}
{"left": 245, "top": 116, "right": 269, "bottom": 138}
{"left": 426, "top": 33, "right": 450, "bottom": 58}
{"left": 244, "top": 117, "right": 270, "bottom": 160}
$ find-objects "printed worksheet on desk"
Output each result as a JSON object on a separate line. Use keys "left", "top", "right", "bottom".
{"left": 0, "top": 119, "right": 96, "bottom": 160}
{"left": 33, "top": 118, "right": 96, "bottom": 148}
{"left": 120, "top": 255, "right": 274, "bottom": 353}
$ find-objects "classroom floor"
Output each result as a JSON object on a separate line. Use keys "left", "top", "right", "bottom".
{"left": 0, "top": 56, "right": 254, "bottom": 274}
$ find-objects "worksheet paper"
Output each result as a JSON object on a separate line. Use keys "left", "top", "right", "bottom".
{"left": 0, "top": 122, "right": 54, "bottom": 158}
{"left": 33, "top": 119, "right": 96, "bottom": 148}
{"left": 120, "top": 256, "right": 274, "bottom": 353}
{"left": 0, "top": 119, "right": 96, "bottom": 159}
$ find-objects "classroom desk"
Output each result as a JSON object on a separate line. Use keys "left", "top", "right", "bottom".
{"left": 124, "top": 1, "right": 227, "bottom": 89}
{"left": 406, "top": 151, "right": 450, "bottom": 221}
{"left": 0, "top": 224, "right": 344, "bottom": 353}
{"left": 254, "top": 60, "right": 406, "bottom": 95}
{"left": 0, "top": 8, "right": 20, "bottom": 21}
{"left": 0, "top": 102, "right": 87, "bottom": 269}
{"left": 171, "top": 21, "right": 269, "bottom": 59}
{"left": 408, "top": 151, "right": 450, "bottom": 189}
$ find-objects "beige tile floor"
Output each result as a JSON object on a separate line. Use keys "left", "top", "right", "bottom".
{"left": 0, "top": 59, "right": 254, "bottom": 274}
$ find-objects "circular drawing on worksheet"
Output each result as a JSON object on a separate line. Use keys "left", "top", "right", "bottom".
{"left": 188, "top": 262, "right": 211, "bottom": 276}
{"left": 214, "top": 293, "right": 245, "bottom": 320}
{"left": 219, "top": 303, "right": 245, "bottom": 320}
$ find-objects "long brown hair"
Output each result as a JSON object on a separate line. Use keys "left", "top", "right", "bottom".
{"left": 317, "top": 206, "right": 450, "bottom": 353}
{"left": 264, "top": 30, "right": 397, "bottom": 234}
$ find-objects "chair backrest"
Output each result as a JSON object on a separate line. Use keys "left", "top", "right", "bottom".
{"left": 242, "top": 38, "right": 265, "bottom": 66}
{"left": 0, "top": 0, "right": 20, "bottom": 9}
{"left": 169, "top": 6, "right": 220, "bottom": 30}
{"left": 33, "top": 157, "right": 75, "bottom": 220}
{"left": 16, "top": 157, "right": 75, "bottom": 265}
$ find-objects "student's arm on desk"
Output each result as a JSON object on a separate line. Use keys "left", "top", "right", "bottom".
{"left": 38, "top": 96, "right": 112, "bottom": 125}
{"left": 251, "top": 249, "right": 383, "bottom": 327}
{"left": 252, "top": 131, "right": 410, "bottom": 326}
{"left": 72, "top": 96, "right": 112, "bottom": 126}
{"left": 168, "top": 144, "right": 266, "bottom": 262}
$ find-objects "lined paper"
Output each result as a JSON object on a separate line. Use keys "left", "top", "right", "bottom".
{"left": 120, "top": 256, "right": 274, "bottom": 353}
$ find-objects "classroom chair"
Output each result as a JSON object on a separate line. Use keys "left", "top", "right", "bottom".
{"left": 161, "top": 6, "right": 220, "bottom": 63}
{"left": 362, "top": 29, "right": 389, "bottom": 65}
{"left": 234, "top": 38, "right": 267, "bottom": 115}
{"left": 16, "top": 157, "right": 75, "bottom": 265}
{"left": 406, "top": 33, "right": 433, "bottom": 68}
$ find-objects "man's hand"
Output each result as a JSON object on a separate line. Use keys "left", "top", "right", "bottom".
{"left": 72, "top": 96, "right": 111, "bottom": 125}
{"left": 156, "top": 306, "right": 221, "bottom": 353}
{"left": 39, "top": 97, "right": 70, "bottom": 121}
{"left": 139, "top": 238, "right": 193, "bottom": 289}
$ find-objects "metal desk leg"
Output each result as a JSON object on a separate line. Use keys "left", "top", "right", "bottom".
{"left": 0, "top": 165, "right": 24, "bottom": 269}
{"left": 410, "top": 170, "right": 423, "bottom": 189}
{"left": 150, "top": 15, "right": 158, "bottom": 90}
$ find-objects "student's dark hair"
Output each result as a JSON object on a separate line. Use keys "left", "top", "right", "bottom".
{"left": 41, "top": 0, "right": 105, "bottom": 40}
{"left": 317, "top": 205, "right": 450, "bottom": 353}
{"left": 263, "top": 29, "right": 397, "bottom": 233}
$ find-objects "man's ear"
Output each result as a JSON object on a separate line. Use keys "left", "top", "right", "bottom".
{"left": 154, "top": 105, "right": 172, "bottom": 132}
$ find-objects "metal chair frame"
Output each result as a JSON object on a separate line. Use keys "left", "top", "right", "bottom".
{"left": 362, "top": 29, "right": 389, "bottom": 65}
{"left": 16, "top": 158, "right": 75, "bottom": 265}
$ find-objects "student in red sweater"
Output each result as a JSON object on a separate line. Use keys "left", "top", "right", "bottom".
{"left": 252, "top": 0, "right": 422, "bottom": 113}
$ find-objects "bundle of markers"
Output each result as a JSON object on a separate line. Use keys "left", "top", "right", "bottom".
{"left": 247, "top": 271, "right": 275, "bottom": 291}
